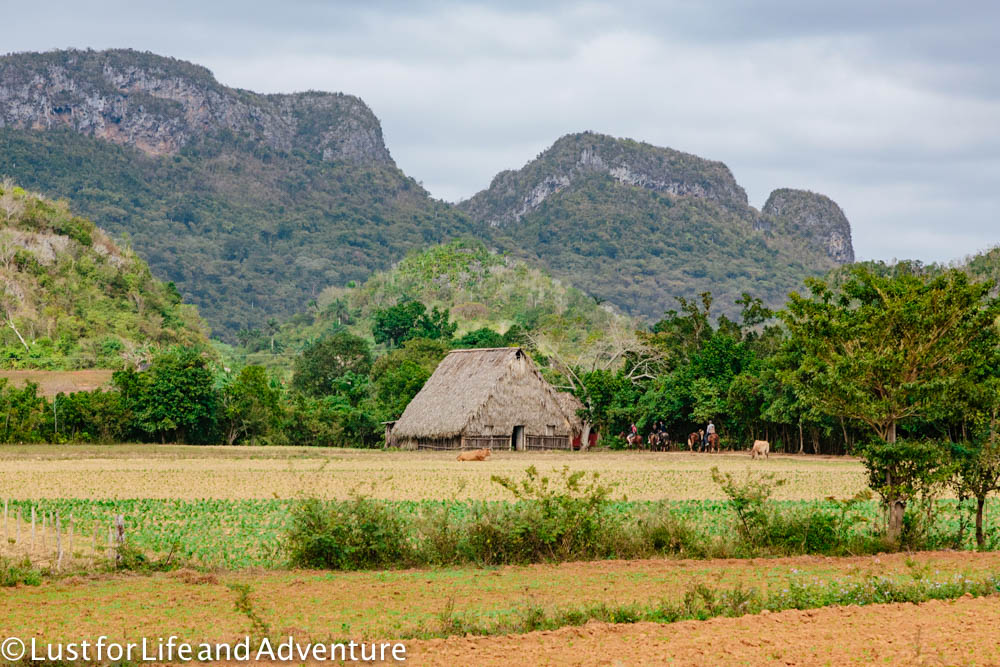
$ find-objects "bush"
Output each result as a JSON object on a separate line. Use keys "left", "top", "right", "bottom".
{"left": 287, "top": 497, "right": 413, "bottom": 570}
{"left": 0, "top": 557, "right": 42, "bottom": 586}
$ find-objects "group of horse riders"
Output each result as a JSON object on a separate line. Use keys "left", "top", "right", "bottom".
{"left": 625, "top": 420, "right": 720, "bottom": 452}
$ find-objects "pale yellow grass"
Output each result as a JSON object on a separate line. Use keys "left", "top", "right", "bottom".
{"left": 0, "top": 445, "right": 867, "bottom": 501}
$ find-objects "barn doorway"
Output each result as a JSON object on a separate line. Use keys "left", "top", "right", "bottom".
{"left": 512, "top": 425, "right": 525, "bottom": 451}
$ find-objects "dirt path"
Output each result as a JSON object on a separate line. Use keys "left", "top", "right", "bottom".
{"left": 406, "top": 595, "right": 1000, "bottom": 666}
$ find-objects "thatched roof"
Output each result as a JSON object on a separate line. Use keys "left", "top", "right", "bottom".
{"left": 554, "top": 390, "right": 586, "bottom": 434}
{"left": 392, "top": 347, "right": 570, "bottom": 440}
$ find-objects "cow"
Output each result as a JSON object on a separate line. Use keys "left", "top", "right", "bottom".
{"left": 457, "top": 448, "right": 491, "bottom": 462}
{"left": 750, "top": 440, "right": 770, "bottom": 460}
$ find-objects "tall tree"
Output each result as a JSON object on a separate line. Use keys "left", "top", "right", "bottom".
{"left": 781, "top": 266, "right": 1000, "bottom": 537}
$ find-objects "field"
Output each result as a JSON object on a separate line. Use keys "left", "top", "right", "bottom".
{"left": 2, "top": 445, "right": 999, "bottom": 665}
{"left": 0, "top": 445, "right": 867, "bottom": 500}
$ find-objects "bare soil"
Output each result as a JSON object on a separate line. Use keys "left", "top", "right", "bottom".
{"left": 4, "top": 551, "right": 999, "bottom": 646}
{"left": 405, "top": 595, "right": 1000, "bottom": 666}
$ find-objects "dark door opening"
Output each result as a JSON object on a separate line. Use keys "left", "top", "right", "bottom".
{"left": 512, "top": 425, "right": 525, "bottom": 451}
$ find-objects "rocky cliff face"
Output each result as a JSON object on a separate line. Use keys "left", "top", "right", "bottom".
{"left": 461, "top": 132, "right": 749, "bottom": 226}
{"left": 0, "top": 49, "right": 393, "bottom": 165}
{"left": 762, "top": 188, "right": 855, "bottom": 264}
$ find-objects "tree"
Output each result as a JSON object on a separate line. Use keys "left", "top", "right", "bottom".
{"left": 292, "top": 331, "right": 373, "bottom": 398}
{"left": 781, "top": 266, "right": 1000, "bottom": 538}
{"left": 454, "top": 327, "right": 505, "bottom": 349}
{"left": 115, "top": 346, "right": 218, "bottom": 443}
{"left": 372, "top": 300, "right": 456, "bottom": 346}
{"left": 370, "top": 338, "right": 450, "bottom": 421}
{"left": 220, "top": 365, "right": 283, "bottom": 445}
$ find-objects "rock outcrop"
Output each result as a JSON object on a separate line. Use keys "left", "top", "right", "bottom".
{"left": 461, "top": 132, "right": 748, "bottom": 226}
{"left": 0, "top": 49, "right": 393, "bottom": 165}
{"left": 762, "top": 188, "right": 855, "bottom": 264}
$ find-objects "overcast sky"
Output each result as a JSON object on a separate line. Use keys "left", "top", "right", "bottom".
{"left": 3, "top": 1, "right": 998, "bottom": 263}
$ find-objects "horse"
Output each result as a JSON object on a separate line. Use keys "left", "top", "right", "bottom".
{"left": 687, "top": 432, "right": 700, "bottom": 451}
{"left": 707, "top": 432, "right": 720, "bottom": 453}
{"left": 619, "top": 432, "right": 644, "bottom": 449}
{"left": 647, "top": 431, "right": 662, "bottom": 451}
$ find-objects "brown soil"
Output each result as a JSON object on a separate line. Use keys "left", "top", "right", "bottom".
{"left": 406, "top": 595, "right": 1000, "bottom": 666}
{"left": 4, "top": 551, "right": 1000, "bottom": 646}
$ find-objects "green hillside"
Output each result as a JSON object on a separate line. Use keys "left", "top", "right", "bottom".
{"left": 229, "top": 239, "right": 633, "bottom": 373}
{"left": 0, "top": 181, "right": 207, "bottom": 368}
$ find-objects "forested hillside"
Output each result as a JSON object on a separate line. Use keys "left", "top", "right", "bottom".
{"left": 0, "top": 49, "right": 471, "bottom": 339}
{"left": 0, "top": 181, "right": 206, "bottom": 368}
{"left": 231, "top": 239, "right": 634, "bottom": 373}
{"left": 463, "top": 132, "right": 855, "bottom": 320}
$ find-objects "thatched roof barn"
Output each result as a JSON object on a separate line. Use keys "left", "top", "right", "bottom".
{"left": 392, "top": 347, "right": 578, "bottom": 450}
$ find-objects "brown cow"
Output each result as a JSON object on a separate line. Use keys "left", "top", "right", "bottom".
{"left": 750, "top": 440, "right": 770, "bottom": 460}
{"left": 457, "top": 448, "right": 491, "bottom": 462}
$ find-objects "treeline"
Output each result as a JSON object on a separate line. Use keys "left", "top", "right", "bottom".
{"left": 1, "top": 298, "right": 526, "bottom": 447}
{"left": 557, "top": 264, "right": 1000, "bottom": 541}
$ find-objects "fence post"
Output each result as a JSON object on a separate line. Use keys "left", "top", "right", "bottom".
{"left": 56, "top": 512, "right": 63, "bottom": 571}
{"left": 114, "top": 514, "right": 125, "bottom": 566}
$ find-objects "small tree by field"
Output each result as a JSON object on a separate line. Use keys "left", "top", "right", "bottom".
{"left": 781, "top": 266, "right": 1000, "bottom": 539}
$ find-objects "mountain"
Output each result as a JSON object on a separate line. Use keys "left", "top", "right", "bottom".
{"left": 0, "top": 180, "right": 206, "bottom": 368}
{"left": 460, "top": 132, "right": 855, "bottom": 320}
{"left": 230, "top": 239, "right": 634, "bottom": 373}
{"left": 0, "top": 49, "right": 856, "bottom": 334}
{"left": 0, "top": 49, "right": 471, "bottom": 339}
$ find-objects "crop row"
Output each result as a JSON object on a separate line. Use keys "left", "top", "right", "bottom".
{"left": 3, "top": 498, "right": 998, "bottom": 569}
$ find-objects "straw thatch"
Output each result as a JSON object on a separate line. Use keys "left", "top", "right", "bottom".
{"left": 392, "top": 347, "right": 576, "bottom": 450}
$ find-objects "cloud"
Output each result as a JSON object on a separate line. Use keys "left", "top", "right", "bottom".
{"left": 2, "top": 0, "right": 998, "bottom": 262}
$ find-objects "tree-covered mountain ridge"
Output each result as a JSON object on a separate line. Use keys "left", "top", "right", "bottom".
{"left": 463, "top": 131, "right": 854, "bottom": 321}
{"left": 0, "top": 180, "right": 207, "bottom": 368}
{"left": 0, "top": 48, "right": 855, "bottom": 332}
{"left": 0, "top": 49, "right": 470, "bottom": 338}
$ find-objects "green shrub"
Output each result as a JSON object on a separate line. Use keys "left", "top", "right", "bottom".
{"left": 0, "top": 557, "right": 42, "bottom": 586}
{"left": 287, "top": 497, "right": 413, "bottom": 570}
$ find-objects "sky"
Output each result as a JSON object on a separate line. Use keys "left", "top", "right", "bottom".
{"left": 3, "top": 0, "right": 998, "bottom": 263}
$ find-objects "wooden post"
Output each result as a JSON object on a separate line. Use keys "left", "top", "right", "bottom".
{"left": 56, "top": 512, "right": 63, "bottom": 571}
{"left": 114, "top": 514, "right": 125, "bottom": 566}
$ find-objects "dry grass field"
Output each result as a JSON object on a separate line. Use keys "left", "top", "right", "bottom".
{"left": 0, "top": 445, "right": 868, "bottom": 501}
{"left": 0, "top": 369, "right": 114, "bottom": 397}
